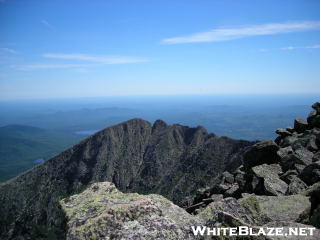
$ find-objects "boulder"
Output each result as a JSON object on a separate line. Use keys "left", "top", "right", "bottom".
{"left": 299, "top": 161, "right": 320, "bottom": 185}
{"left": 304, "top": 182, "right": 320, "bottom": 226}
{"left": 193, "top": 187, "right": 211, "bottom": 204}
{"left": 280, "top": 149, "right": 313, "bottom": 172}
{"left": 60, "top": 182, "right": 200, "bottom": 240}
{"left": 243, "top": 140, "right": 280, "bottom": 169}
{"left": 280, "top": 170, "right": 298, "bottom": 184}
{"left": 222, "top": 171, "right": 234, "bottom": 184}
{"left": 251, "top": 164, "right": 287, "bottom": 196}
{"left": 306, "top": 135, "right": 319, "bottom": 152}
{"left": 286, "top": 176, "right": 307, "bottom": 195}
{"left": 307, "top": 110, "right": 318, "bottom": 125}
{"left": 224, "top": 183, "right": 240, "bottom": 198}
{"left": 281, "top": 136, "right": 298, "bottom": 148}
{"left": 311, "top": 115, "right": 320, "bottom": 128}
{"left": 294, "top": 118, "right": 309, "bottom": 133}
{"left": 275, "top": 128, "right": 292, "bottom": 137}
{"left": 198, "top": 197, "right": 256, "bottom": 226}
{"left": 313, "top": 152, "right": 320, "bottom": 162}
{"left": 310, "top": 205, "right": 320, "bottom": 228}
{"left": 294, "top": 148, "right": 313, "bottom": 165}
{"left": 291, "top": 135, "right": 317, "bottom": 151}
{"left": 277, "top": 146, "right": 293, "bottom": 159}
{"left": 239, "top": 194, "right": 311, "bottom": 224}
{"left": 312, "top": 102, "right": 320, "bottom": 113}
{"left": 286, "top": 126, "right": 295, "bottom": 133}
{"left": 234, "top": 171, "right": 246, "bottom": 189}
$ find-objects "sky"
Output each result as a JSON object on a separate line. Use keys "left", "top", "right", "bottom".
{"left": 0, "top": 0, "right": 320, "bottom": 100}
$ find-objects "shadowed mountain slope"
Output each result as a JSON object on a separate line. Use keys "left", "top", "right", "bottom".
{"left": 0, "top": 118, "right": 252, "bottom": 239}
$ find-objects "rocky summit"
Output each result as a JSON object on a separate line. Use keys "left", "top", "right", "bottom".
{"left": 0, "top": 118, "right": 251, "bottom": 239}
{"left": 1, "top": 102, "right": 320, "bottom": 240}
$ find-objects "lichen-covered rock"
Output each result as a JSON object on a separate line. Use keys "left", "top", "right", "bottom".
{"left": 286, "top": 176, "right": 307, "bottom": 195}
{"left": 60, "top": 182, "right": 200, "bottom": 240}
{"left": 251, "top": 164, "right": 287, "bottom": 196}
{"left": 198, "top": 197, "right": 256, "bottom": 227}
{"left": 239, "top": 194, "right": 311, "bottom": 224}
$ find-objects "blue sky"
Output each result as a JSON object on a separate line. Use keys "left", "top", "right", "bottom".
{"left": 0, "top": 0, "right": 320, "bottom": 99}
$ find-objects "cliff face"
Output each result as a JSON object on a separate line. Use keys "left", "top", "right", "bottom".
{"left": 0, "top": 118, "right": 252, "bottom": 239}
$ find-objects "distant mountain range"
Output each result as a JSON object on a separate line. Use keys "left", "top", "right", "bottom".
{"left": 0, "top": 125, "right": 83, "bottom": 182}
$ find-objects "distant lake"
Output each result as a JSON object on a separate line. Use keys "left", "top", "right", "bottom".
{"left": 34, "top": 158, "right": 44, "bottom": 164}
{"left": 75, "top": 129, "right": 99, "bottom": 135}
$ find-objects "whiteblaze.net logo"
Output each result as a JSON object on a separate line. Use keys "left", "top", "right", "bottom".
{"left": 191, "top": 226, "right": 316, "bottom": 237}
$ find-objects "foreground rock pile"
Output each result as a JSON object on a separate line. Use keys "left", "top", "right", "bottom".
{"left": 185, "top": 102, "right": 320, "bottom": 231}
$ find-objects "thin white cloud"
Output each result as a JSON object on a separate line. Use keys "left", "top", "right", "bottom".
{"left": 162, "top": 21, "right": 320, "bottom": 44}
{"left": 306, "top": 44, "right": 320, "bottom": 49}
{"left": 280, "top": 44, "right": 320, "bottom": 50}
{"left": 0, "top": 48, "right": 18, "bottom": 54}
{"left": 280, "top": 46, "right": 296, "bottom": 50}
{"left": 41, "top": 20, "right": 53, "bottom": 29}
{"left": 14, "top": 64, "right": 90, "bottom": 71}
{"left": 42, "top": 53, "right": 149, "bottom": 64}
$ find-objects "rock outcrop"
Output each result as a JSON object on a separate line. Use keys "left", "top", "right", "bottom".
{"left": 0, "top": 118, "right": 251, "bottom": 239}
{"left": 60, "top": 182, "right": 200, "bottom": 240}
{"left": 185, "top": 102, "right": 320, "bottom": 238}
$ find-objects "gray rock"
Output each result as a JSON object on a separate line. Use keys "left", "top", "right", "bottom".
{"left": 312, "top": 102, "right": 320, "bottom": 113}
{"left": 308, "top": 110, "right": 318, "bottom": 126}
{"left": 291, "top": 135, "right": 317, "bottom": 151}
{"left": 234, "top": 171, "right": 246, "bottom": 189}
{"left": 239, "top": 194, "right": 311, "bottom": 224}
{"left": 224, "top": 183, "right": 240, "bottom": 198}
{"left": 294, "top": 163, "right": 306, "bottom": 174}
{"left": 313, "top": 152, "right": 320, "bottom": 162}
{"left": 252, "top": 164, "right": 287, "bottom": 196}
{"left": 280, "top": 149, "right": 313, "bottom": 172}
{"left": 294, "top": 148, "right": 313, "bottom": 165}
{"left": 60, "top": 182, "right": 200, "bottom": 240}
{"left": 277, "top": 146, "right": 293, "bottom": 159}
{"left": 222, "top": 171, "right": 234, "bottom": 184}
{"left": 281, "top": 136, "right": 298, "bottom": 147}
{"left": 286, "top": 176, "right": 308, "bottom": 195}
{"left": 294, "top": 118, "right": 309, "bottom": 133}
{"left": 276, "top": 128, "right": 292, "bottom": 137}
{"left": 198, "top": 197, "right": 256, "bottom": 226}
{"left": 286, "top": 126, "right": 295, "bottom": 133}
{"left": 244, "top": 140, "right": 280, "bottom": 169}
{"left": 304, "top": 182, "right": 320, "bottom": 199}
{"left": 300, "top": 161, "right": 320, "bottom": 185}
{"left": 280, "top": 170, "right": 299, "bottom": 184}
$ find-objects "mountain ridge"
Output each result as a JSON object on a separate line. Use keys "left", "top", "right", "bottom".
{"left": 0, "top": 118, "right": 252, "bottom": 239}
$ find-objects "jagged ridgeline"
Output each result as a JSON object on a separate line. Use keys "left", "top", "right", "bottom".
{"left": 0, "top": 118, "right": 252, "bottom": 239}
